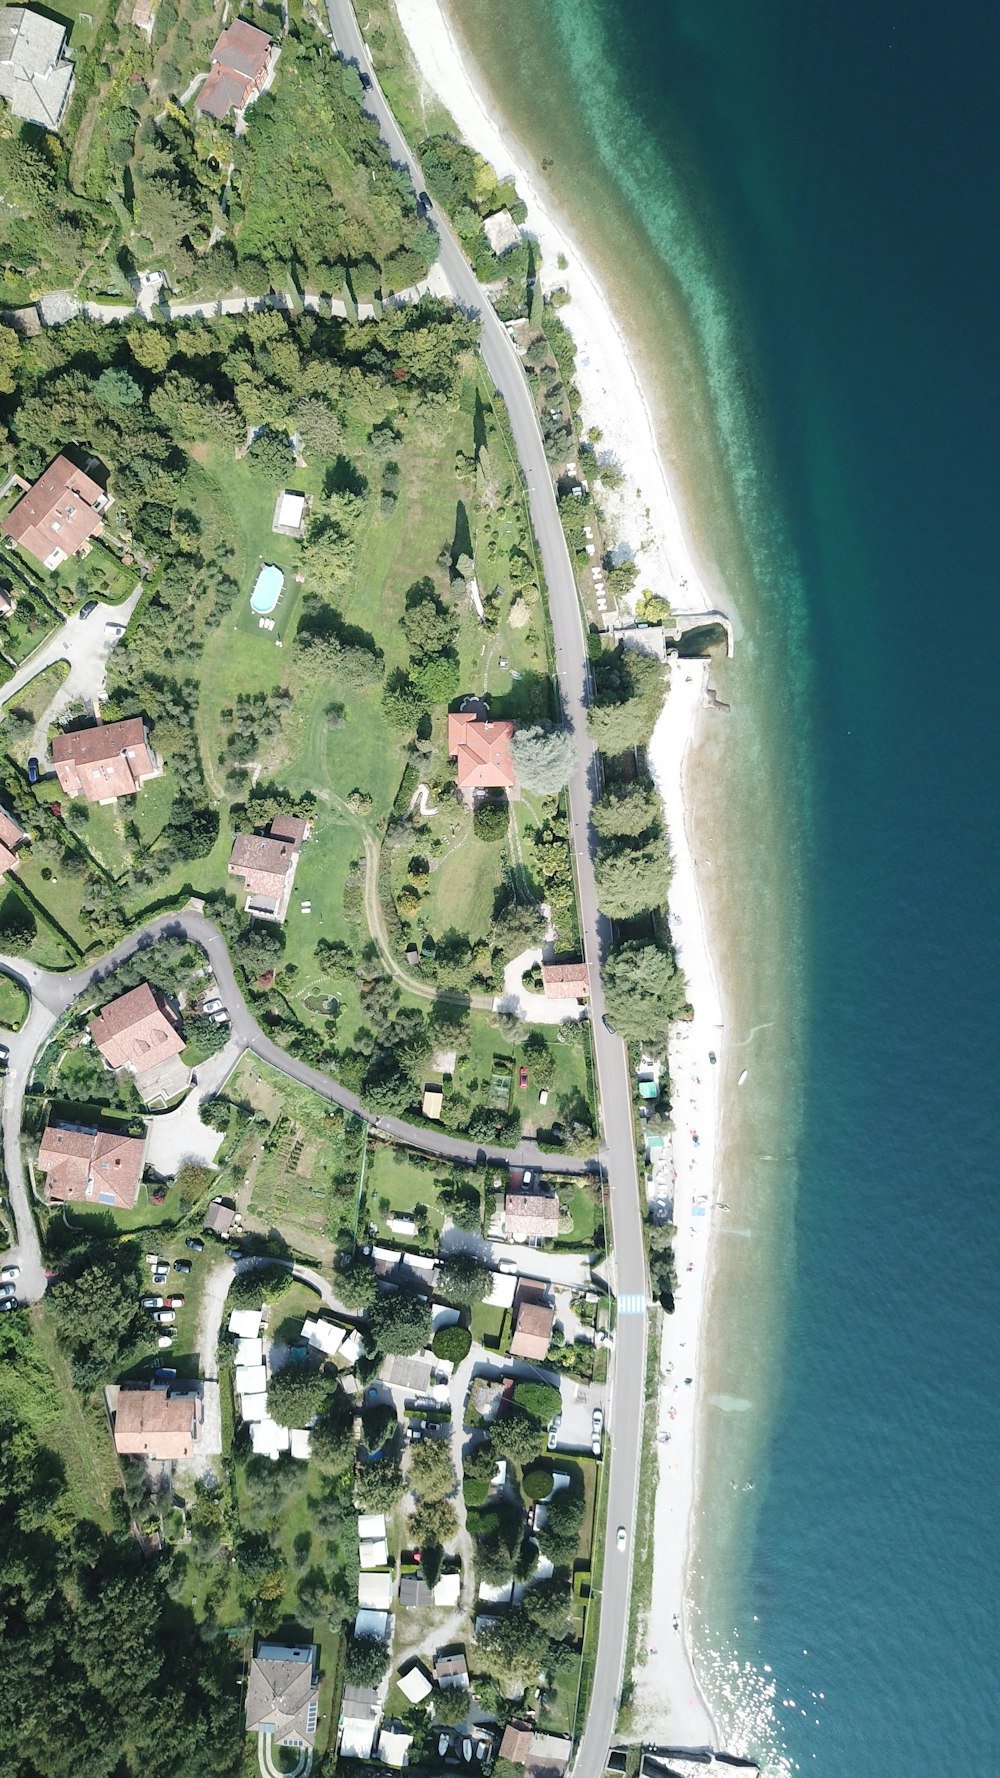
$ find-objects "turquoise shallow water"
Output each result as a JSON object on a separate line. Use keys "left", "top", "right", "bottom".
{"left": 447, "top": 0, "right": 1000, "bottom": 1770}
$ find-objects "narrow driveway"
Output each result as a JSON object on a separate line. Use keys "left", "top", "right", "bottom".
{"left": 323, "top": 10, "right": 652, "bottom": 1765}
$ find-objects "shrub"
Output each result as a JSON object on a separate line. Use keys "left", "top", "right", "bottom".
{"left": 432, "top": 1324, "right": 472, "bottom": 1364}
{"left": 473, "top": 797, "right": 509, "bottom": 843}
{"left": 513, "top": 1380, "right": 562, "bottom": 1425}
{"left": 521, "top": 1462, "right": 554, "bottom": 1502}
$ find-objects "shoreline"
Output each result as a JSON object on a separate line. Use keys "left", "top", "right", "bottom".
{"left": 390, "top": 0, "right": 731, "bottom": 1746}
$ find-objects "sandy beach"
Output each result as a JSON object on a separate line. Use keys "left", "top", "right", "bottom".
{"left": 391, "top": 0, "right": 729, "bottom": 1746}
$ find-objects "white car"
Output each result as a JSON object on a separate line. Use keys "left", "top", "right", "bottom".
{"left": 141, "top": 1295, "right": 164, "bottom": 1310}
{"left": 201, "top": 997, "right": 223, "bottom": 1014}
{"left": 157, "top": 1334, "right": 174, "bottom": 1349}
{"left": 0, "top": 1264, "right": 19, "bottom": 1281}
{"left": 153, "top": 1309, "right": 176, "bottom": 1325}
{"left": 616, "top": 1525, "right": 627, "bottom": 1551}
{"left": 592, "top": 1408, "right": 604, "bottom": 1434}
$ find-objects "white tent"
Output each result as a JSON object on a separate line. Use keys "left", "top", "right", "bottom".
{"left": 397, "top": 1664, "right": 433, "bottom": 1705}
{"left": 357, "top": 1512, "right": 387, "bottom": 1541}
{"left": 235, "top": 1363, "right": 267, "bottom": 1398}
{"left": 302, "top": 1316, "right": 346, "bottom": 1358}
{"left": 359, "top": 1537, "right": 389, "bottom": 1570}
{"left": 339, "top": 1330, "right": 364, "bottom": 1367}
{"left": 251, "top": 1418, "right": 290, "bottom": 1460}
{"left": 358, "top": 1571, "right": 394, "bottom": 1610}
{"left": 235, "top": 1337, "right": 264, "bottom": 1367}
{"left": 340, "top": 1719, "right": 379, "bottom": 1761}
{"left": 432, "top": 1572, "right": 461, "bottom": 1608}
{"left": 239, "top": 1390, "right": 268, "bottom": 1423}
{"left": 378, "top": 1728, "right": 413, "bottom": 1768}
{"left": 228, "top": 1307, "right": 262, "bottom": 1339}
{"left": 353, "top": 1608, "right": 392, "bottom": 1642}
{"left": 289, "top": 1428, "right": 312, "bottom": 1461}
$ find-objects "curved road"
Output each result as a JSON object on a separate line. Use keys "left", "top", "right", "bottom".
{"left": 323, "top": 6, "right": 653, "bottom": 1769}
{"left": 0, "top": 909, "right": 594, "bottom": 1304}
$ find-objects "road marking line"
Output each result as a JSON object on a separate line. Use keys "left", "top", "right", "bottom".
{"left": 618, "top": 1292, "right": 646, "bottom": 1316}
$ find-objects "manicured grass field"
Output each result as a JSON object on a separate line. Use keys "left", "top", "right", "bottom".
{"left": 364, "top": 1141, "right": 446, "bottom": 1246}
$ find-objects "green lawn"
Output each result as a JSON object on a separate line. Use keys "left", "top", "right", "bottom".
{"left": 0, "top": 970, "right": 28, "bottom": 1029}
{"left": 0, "top": 1307, "right": 123, "bottom": 1528}
{"left": 364, "top": 1142, "right": 445, "bottom": 1246}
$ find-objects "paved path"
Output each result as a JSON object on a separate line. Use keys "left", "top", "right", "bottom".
{"left": 0, "top": 909, "right": 593, "bottom": 1301}
{"left": 323, "top": 9, "right": 655, "bottom": 1766}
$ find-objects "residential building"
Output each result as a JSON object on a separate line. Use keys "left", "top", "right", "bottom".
{"left": 399, "top": 1574, "right": 433, "bottom": 1610}
{"left": 2, "top": 454, "right": 109, "bottom": 567}
{"left": 89, "top": 982, "right": 184, "bottom": 1074}
{"left": 499, "top": 1723, "right": 534, "bottom": 1766}
{"left": 52, "top": 717, "right": 158, "bottom": 804}
{"left": 0, "top": 807, "right": 27, "bottom": 881}
{"left": 272, "top": 489, "right": 307, "bottom": 536}
{"left": 378, "top": 1727, "right": 413, "bottom": 1769}
{"left": 358, "top": 1571, "right": 394, "bottom": 1611}
{"left": 111, "top": 1384, "right": 202, "bottom": 1461}
{"left": 397, "top": 1664, "right": 433, "bottom": 1705}
{"left": 37, "top": 1118, "right": 147, "bottom": 1210}
{"left": 228, "top": 813, "right": 310, "bottom": 922}
{"left": 433, "top": 1571, "right": 461, "bottom": 1608}
{"left": 504, "top": 1177, "right": 560, "bottom": 1244}
{"left": 203, "top": 1198, "right": 236, "bottom": 1237}
{"left": 245, "top": 1641, "right": 319, "bottom": 1750}
{"left": 541, "top": 960, "right": 590, "bottom": 999}
{"left": 447, "top": 711, "right": 516, "bottom": 795}
{"left": 0, "top": 7, "right": 74, "bottom": 128}
{"left": 528, "top": 1734, "right": 573, "bottom": 1777}
{"left": 196, "top": 18, "right": 273, "bottom": 120}
{"left": 421, "top": 1082, "right": 443, "bottom": 1120}
{"left": 509, "top": 1294, "right": 555, "bottom": 1362}
{"left": 433, "top": 1650, "right": 470, "bottom": 1691}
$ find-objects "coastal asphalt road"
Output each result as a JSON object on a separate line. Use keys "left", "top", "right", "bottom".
{"left": 0, "top": 909, "right": 593, "bottom": 1303}
{"left": 324, "top": 5, "right": 652, "bottom": 1766}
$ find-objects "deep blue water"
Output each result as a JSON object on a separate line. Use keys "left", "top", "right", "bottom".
{"left": 609, "top": 1, "right": 1000, "bottom": 1769}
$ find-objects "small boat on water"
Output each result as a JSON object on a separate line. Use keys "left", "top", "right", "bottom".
{"left": 738, "top": 1068, "right": 748, "bottom": 1086}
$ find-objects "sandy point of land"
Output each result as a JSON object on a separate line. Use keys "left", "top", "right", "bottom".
{"left": 390, "top": 1, "right": 728, "bottom": 1748}
{"left": 394, "top": 0, "right": 714, "bottom": 619}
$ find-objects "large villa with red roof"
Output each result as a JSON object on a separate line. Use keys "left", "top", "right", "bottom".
{"left": 37, "top": 1119, "right": 147, "bottom": 1210}
{"left": 195, "top": 18, "right": 274, "bottom": 120}
{"left": 2, "top": 454, "right": 112, "bottom": 571}
{"left": 52, "top": 718, "right": 159, "bottom": 804}
{"left": 447, "top": 710, "right": 516, "bottom": 801}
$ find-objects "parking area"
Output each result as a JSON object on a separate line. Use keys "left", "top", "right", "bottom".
{"left": 554, "top": 1376, "right": 606, "bottom": 1453}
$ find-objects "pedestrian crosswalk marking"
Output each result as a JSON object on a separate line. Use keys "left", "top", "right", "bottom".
{"left": 618, "top": 1292, "right": 646, "bottom": 1316}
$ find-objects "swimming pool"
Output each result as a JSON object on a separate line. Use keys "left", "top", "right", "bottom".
{"left": 250, "top": 563, "right": 284, "bottom": 615}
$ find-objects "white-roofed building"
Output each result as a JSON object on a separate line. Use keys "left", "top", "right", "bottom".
{"left": 229, "top": 1307, "right": 263, "bottom": 1339}
{"left": 357, "top": 1512, "right": 387, "bottom": 1541}
{"left": 301, "top": 1315, "right": 346, "bottom": 1358}
{"left": 339, "top": 1330, "right": 364, "bottom": 1367}
{"left": 397, "top": 1663, "right": 433, "bottom": 1705}
{"left": 486, "top": 1269, "right": 517, "bottom": 1308}
{"left": 432, "top": 1571, "right": 461, "bottom": 1609}
{"left": 240, "top": 1390, "right": 269, "bottom": 1423}
{"left": 378, "top": 1728, "right": 413, "bottom": 1768}
{"left": 0, "top": 7, "right": 75, "bottom": 129}
{"left": 236, "top": 1337, "right": 264, "bottom": 1367}
{"left": 360, "top": 1537, "right": 389, "bottom": 1570}
{"left": 353, "top": 1608, "right": 392, "bottom": 1643}
{"left": 273, "top": 490, "right": 307, "bottom": 537}
{"left": 339, "top": 1686, "right": 381, "bottom": 1761}
{"left": 235, "top": 1363, "right": 268, "bottom": 1399}
{"left": 478, "top": 1577, "right": 515, "bottom": 1604}
{"left": 251, "top": 1418, "right": 290, "bottom": 1460}
{"left": 289, "top": 1428, "right": 311, "bottom": 1461}
{"left": 483, "top": 208, "right": 522, "bottom": 257}
{"left": 359, "top": 1571, "right": 395, "bottom": 1610}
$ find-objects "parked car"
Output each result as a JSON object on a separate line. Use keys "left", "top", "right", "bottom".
{"left": 0, "top": 1042, "right": 9, "bottom": 1066}
{"left": 156, "top": 1335, "right": 174, "bottom": 1349}
{"left": 185, "top": 1237, "right": 204, "bottom": 1252}
{"left": 153, "top": 1367, "right": 176, "bottom": 1385}
{"left": 0, "top": 1263, "right": 19, "bottom": 1282}
{"left": 519, "top": 1067, "right": 529, "bottom": 1089}
{"left": 360, "top": 69, "right": 372, "bottom": 88}
{"left": 592, "top": 1408, "right": 604, "bottom": 1435}
{"left": 153, "top": 1309, "right": 176, "bottom": 1325}
{"left": 708, "top": 1050, "right": 717, "bottom": 1064}
{"left": 164, "top": 1295, "right": 185, "bottom": 1308}
{"left": 141, "top": 1295, "right": 164, "bottom": 1310}
{"left": 79, "top": 599, "right": 97, "bottom": 618}
{"left": 173, "top": 1259, "right": 192, "bottom": 1274}
{"left": 0, "top": 1298, "right": 17, "bottom": 1312}
{"left": 0, "top": 1282, "right": 16, "bottom": 1299}
{"left": 27, "top": 756, "right": 38, "bottom": 784}
{"left": 201, "top": 997, "right": 223, "bottom": 1015}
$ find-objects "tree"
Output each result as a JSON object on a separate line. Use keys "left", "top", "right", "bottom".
{"left": 94, "top": 367, "right": 143, "bottom": 411}
{"left": 432, "top": 1323, "right": 472, "bottom": 1364}
{"left": 48, "top": 1242, "right": 146, "bottom": 1382}
{"left": 381, "top": 669, "right": 427, "bottom": 735}
{"left": 354, "top": 1456, "right": 405, "bottom": 1510}
{"left": 368, "top": 1289, "right": 433, "bottom": 1356}
{"left": 361, "top": 1400, "right": 397, "bottom": 1453}
{"left": 267, "top": 1368, "right": 333, "bottom": 1426}
{"left": 522, "top": 1032, "right": 556, "bottom": 1090}
{"left": 594, "top": 835, "right": 670, "bottom": 919}
{"left": 523, "top": 1576, "right": 573, "bottom": 1636}
{"left": 512, "top": 1381, "right": 562, "bottom": 1426}
{"left": 521, "top": 1462, "right": 554, "bottom": 1502}
{"left": 491, "top": 1406, "right": 542, "bottom": 1463}
{"left": 408, "top": 1435, "right": 456, "bottom": 1502}
{"left": 345, "top": 1632, "right": 390, "bottom": 1688}
{"left": 414, "top": 652, "right": 460, "bottom": 705}
{"left": 476, "top": 1605, "right": 551, "bottom": 1688}
{"left": 410, "top": 1496, "right": 458, "bottom": 1545}
{"left": 536, "top": 1490, "right": 584, "bottom": 1565}
{"left": 591, "top": 781, "right": 662, "bottom": 840}
{"left": 311, "top": 1403, "right": 357, "bottom": 1474}
{"left": 432, "top": 1686, "right": 470, "bottom": 1727}
{"left": 602, "top": 941, "right": 689, "bottom": 1052}
{"left": 228, "top": 1264, "right": 291, "bottom": 1308}
{"left": 436, "top": 1253, "right": 491, "bottom": 1308}
{"left": 473, "top": 797, "right": 509, "bottom": 843}
{"left": 511, "top": 723, "right": 575, "bottom": 795}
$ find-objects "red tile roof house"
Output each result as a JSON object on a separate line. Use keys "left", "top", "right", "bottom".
{"left": 509, "top": 1294, "right": 555, "bottom": 1362}
{"left": 51, "top": 718, "right": 159, "bottom": 804}
{"left": 2, "top": 454, "right": 112, "bottom": 571}
{"left": 447, "top": 711, "right": 517, "bottom": 803}
{"left": 112, "top": 1384, "right": 202, "bottom": 1462}
{"left": 228, "top": 813, "right": 310, "bottom": 922}
{"left": 37, "top": 1119, "right": 147, "bottom": 1210}
{"left": 504, "top": 1178, "right": 561, "bottom": 1245}
{"left": 541, "top": 961, "right": 590, "bottom": 1000}
{"left": 0, "top": 807, "right": 28, "bottom": 881}
{"left": 90, "top": 982, "right": 185, "bottom": 1076}
{"left": 195, "top": 18, "right": 275, "bottom": 121}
